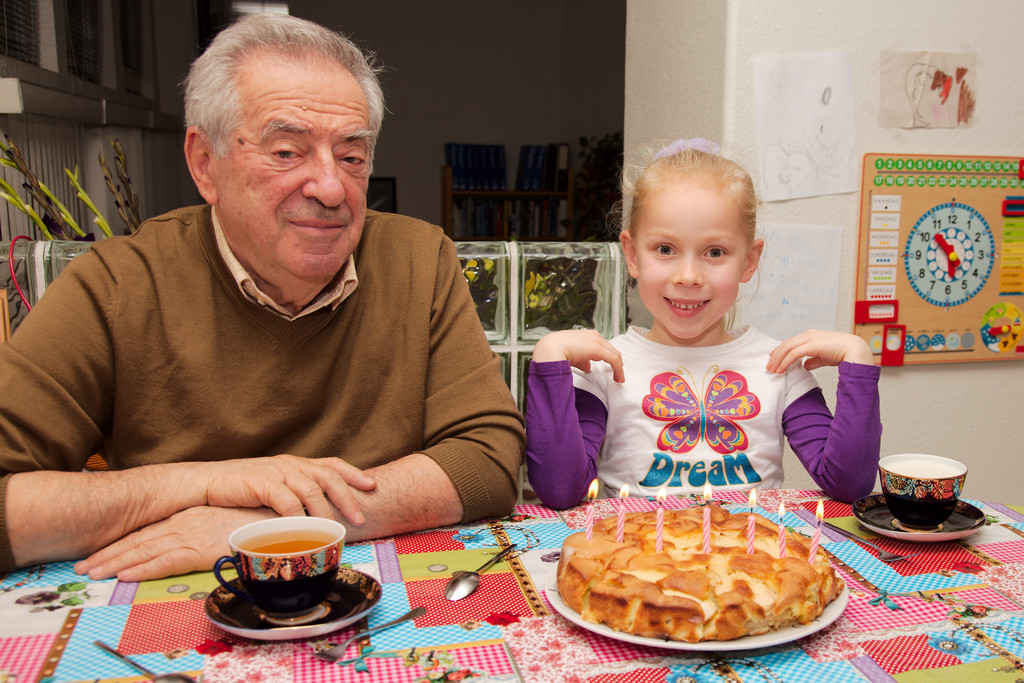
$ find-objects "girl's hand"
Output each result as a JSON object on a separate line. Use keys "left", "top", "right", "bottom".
{"left": 532, "top": 330, "right": 625, "bottom": 383}
{"left": 767, "top": 330, "right": 874, "bottom": 374}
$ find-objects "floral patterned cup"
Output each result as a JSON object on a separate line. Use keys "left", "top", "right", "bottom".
{"left": 213, "top": 517, "right": 345, "bottom": 617}
{"left": 879, "top": 454, "right": 967, "bottom": 529}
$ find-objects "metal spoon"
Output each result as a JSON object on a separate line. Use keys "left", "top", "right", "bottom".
{"left": 823, "top": 522, "right": 923, "bottom": 563}
{"left": 93, "top": 641, "right": 198, "bottom": 683}
{"left": 444, "top": 544, "right": 517, "bottom": 601}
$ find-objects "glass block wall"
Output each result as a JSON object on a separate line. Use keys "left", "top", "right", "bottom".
{"left": 2, "top": 240, "right": 93, "bottom": 331}
{"left": 455, "top": 241, "right": 629, "bottom": 407}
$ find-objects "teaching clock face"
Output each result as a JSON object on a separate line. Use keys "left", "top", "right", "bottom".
{"left": 903, "top": 201, "right": 995, "bottom": 307}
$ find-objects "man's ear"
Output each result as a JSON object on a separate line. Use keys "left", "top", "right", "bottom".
{"left": 184, "top": 127, "right": 219, "bottom": 205}
{"left": 620, "top": 230, "right": 641, "bottom": 279}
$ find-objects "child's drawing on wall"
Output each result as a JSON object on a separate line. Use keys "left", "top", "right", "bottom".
{"left": 880, "top": 51, "right": 977, "bottom": 128}
{"left": 753, "top": 52, "right": 857, "bottom": 202}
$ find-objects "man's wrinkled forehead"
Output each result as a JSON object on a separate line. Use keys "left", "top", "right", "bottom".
{"left": 258, "top": 119, "right": 375, "bottom": 148}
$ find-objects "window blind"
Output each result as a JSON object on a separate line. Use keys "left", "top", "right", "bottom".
{"left": 119, "top": 0, "right": 141, "bottom": 73}
{"left": 65, "top": 0, "right": 102, "bottom": 83}
{"left": 1, "top": 0, "right": 40, "bottom": 66}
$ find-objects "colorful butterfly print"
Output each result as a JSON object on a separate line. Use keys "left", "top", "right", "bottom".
{"left": 642, "top": 370, "right": 760, "bottom": 455}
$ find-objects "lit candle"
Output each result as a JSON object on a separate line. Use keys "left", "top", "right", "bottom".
{"left": 584, "top": 479, "right": 599, "bottom": 540}
{"left": 656, "top": 487, "right": 666, "bottom": 552}
{"left": 616, "top": 484, "right": 629, "bottom": 543}
{"left": 747, "top": 489, "right": 757, "bottom": 555}
{"left": 778, "top": 501, "right": 787, "bottom": 558}
{"left": 808, "top": 498, "right": 824, "bottom": 561}
{"left": 702, "top": 482, "right": 712, "bottom": 554}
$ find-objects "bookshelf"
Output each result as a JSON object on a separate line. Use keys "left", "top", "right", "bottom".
{"left": 441, "top": 166, "right": 574, "bottom": 241}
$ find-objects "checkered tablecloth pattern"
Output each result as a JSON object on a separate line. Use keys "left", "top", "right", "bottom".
{"left": 2, "top": 491, "right": 1024, "bottom": 682}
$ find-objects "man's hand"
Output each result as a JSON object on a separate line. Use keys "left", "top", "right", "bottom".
{"left": 74, "top": 453, "right": 461, "bottom": 582}
{"left": 74, "top": 506, "right": 276, "bottom": 582}
{"left": 199, "top": 454, "right": 377, "bottom": 524}
{"left": 7, "top": 455, "right": 376, "bottom": 570}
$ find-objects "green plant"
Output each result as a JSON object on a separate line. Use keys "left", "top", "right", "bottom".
{"left": 0, "top": 134, "right": 98, "bottom": 239}
{"left": 574, "top": 131, "right": 623, "bottom": 240}
{"left": 100, "top": 138, "right": 141, "bottom": 233}
{"left": 0, "top": 133, "right": 141, "bottom": 239}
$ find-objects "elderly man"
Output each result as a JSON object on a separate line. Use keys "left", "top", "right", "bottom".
{"left": 0, "top": 14, "right": 524, "bottom": 581}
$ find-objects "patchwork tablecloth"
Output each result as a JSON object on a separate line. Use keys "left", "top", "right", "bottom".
{"left": 2, "top": 489, "right": 1023, "bottom": 682}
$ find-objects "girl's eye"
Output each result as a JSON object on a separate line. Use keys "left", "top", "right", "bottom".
{"left": 655, "top": 244, "right": 673, "bottom": 255}
{"left": 707, "top": 247, "right": 725, "bottom": 258}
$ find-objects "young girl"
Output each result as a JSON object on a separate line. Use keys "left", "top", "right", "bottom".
{"left": 525, "top": 139, "right": 881, "bottom": 508}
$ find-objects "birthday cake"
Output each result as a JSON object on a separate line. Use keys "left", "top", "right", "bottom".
{"left": 556, "top": 504, "right": 842, "bottom": 642}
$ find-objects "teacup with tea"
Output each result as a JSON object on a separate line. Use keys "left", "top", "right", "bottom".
{"left": 213, "top": 516, "right": 346, "bottom": 624}
{"left": 878, "top": 453, "right": 967, "bottom": 529}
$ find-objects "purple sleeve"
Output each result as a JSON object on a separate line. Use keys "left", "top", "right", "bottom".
{"left": 782, "top": 361, "right": 882, "bottom": 503}
{"left": 524, "top": 360, "right": 607, "bottom": 509}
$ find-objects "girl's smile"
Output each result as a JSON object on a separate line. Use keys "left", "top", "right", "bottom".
{"left": 666, "top": 298, "right": 708, "bottom": 312}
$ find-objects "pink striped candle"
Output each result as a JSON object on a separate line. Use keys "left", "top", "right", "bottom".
{"left": 584, "top": 479, "right": 599, "bottom": 540}
{"left": 808, "top": 498, "right": 824, "bottom": 561}
{"left": 616, "top": 484, "right": 629, "bottom": 543}
{"left": 747, "top": 489, "right": 757, "bottom": 554}
{"left": 655, "top": 487, "right": 666, "bottom": 552}
{"left": 778, "top": 501, "right": 787, "bottom": 558}
{"left": 701, "top": 482, "right": 712, "bottom": 553}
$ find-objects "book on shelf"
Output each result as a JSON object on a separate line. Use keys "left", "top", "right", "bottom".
{"left": 446, "top": 141, "right": 571, "bottom": 239}
{"left": 450, "top": 194, "right": 569, "bottom": 240}
{"left": 515, "top": 143, "right": 569, "bottom": 192}
{"left": 528, "top": 145, "right": 547, "bottom": 191}
{"left": 554, "top": 142, "right": 570, "bottom": 191}
{"left": 515, "top": 144, "right": 544, "bottom": 191}
{"left": 514, "top": 145, "right": 531, "bottom": 191}
{"left": 444, "top": 142, "right": 507, "bottom": 192}
{"left": 448, "top": 142, "right": 569, "bottom": 195}
{"left": 444, "top": 143, "right": 463, "bottom": 190}
{"left": 514, "top": 147, "right": 529, "bottom": 193}
{"left": 541, "top": 143, "right": 557, "bottom": 192}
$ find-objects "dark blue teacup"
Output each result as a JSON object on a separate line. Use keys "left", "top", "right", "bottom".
{"left": 879, "top": 454, "right": 967, "bottom": 530}
{"left": 213, "top": 517, "right": 345, "bottom": 617}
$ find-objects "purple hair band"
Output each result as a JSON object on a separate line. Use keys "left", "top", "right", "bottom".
{"left": 653, "top": 137, "right": 721, "bottom": 160}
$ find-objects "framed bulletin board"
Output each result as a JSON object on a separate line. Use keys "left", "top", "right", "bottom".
{"left": 854, "top": 153, "right": 1024, "bottom": 365}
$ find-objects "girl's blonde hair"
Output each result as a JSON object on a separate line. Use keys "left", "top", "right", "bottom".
{"left": 616, "top": 142, "right": 761, "bottom": 331}
{"left": 618, "top": 144, "right": 759, "bottom": 244}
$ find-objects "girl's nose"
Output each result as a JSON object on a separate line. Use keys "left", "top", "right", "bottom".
{"left": 673, "top": 257, "right": 703, "bottom": 286}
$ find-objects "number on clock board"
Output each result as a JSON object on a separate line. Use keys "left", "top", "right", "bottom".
{"left": 903, "top": 201, "right": 994, "bottom": 307}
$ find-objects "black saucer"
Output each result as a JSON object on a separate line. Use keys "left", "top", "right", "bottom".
{"left": 204, "top": 567, "right": 382, "bottom": 641}
{"left": 852, "top": 494, "right": 985, "bottom": 542}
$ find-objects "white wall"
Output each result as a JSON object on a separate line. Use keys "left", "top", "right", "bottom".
{"left": 626, "top": 0, "right": 1024, "bottom": 504}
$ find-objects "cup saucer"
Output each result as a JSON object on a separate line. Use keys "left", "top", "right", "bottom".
{"left": 852, "top": 494, "right": 985, "bottom": 543}
{"left": 204, "top": 567, "right": 382, "bottom": 641}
